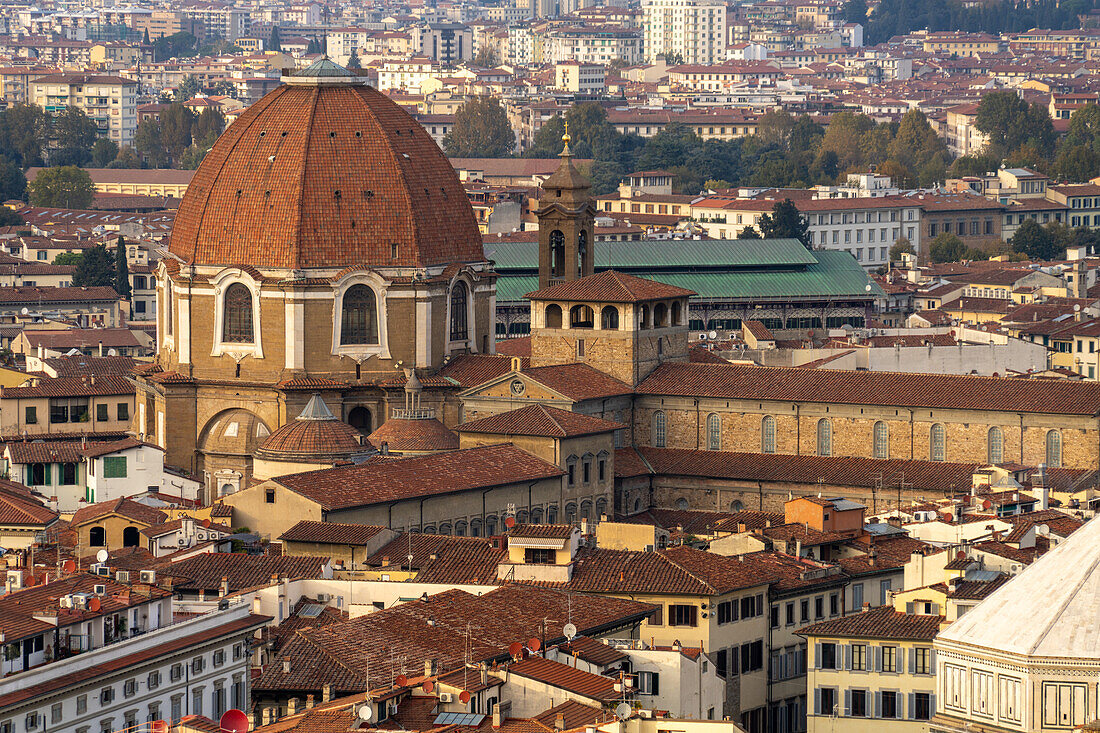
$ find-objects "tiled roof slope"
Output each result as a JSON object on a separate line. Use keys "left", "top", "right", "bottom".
{"left": 273, "top": 444, "right": 564, "bottom": 511}
{"left": 279, "top": 521, "right": 389, "bottom": 545}
{"left": 635, "top": 362, "right": 1100, "bottom": 414}
{"left": 524, "top": 270, "right": 695, "bottom": 303}
{"left": 456, "top": 404, "right": 623, "bottom": 438}
{"left": 798, "top": 606, "right": 942, "bottom": 641}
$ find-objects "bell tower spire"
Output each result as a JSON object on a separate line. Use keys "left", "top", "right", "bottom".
{"left": 535, "top": 121, "right": 597, "bottom": 289}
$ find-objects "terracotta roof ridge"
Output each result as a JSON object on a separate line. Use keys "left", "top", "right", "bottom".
{"left": 292, "top": 85, "right": 320, "bottom": 271}
{"left": 539, "top": 404, "right": 569, "bottom": 437}
{"left": 655, "top": 548, "right": 717, "bottom": 594}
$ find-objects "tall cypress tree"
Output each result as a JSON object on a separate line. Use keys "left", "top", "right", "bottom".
{"left": 114, "top": 237, "right": 131, "bottom": 298}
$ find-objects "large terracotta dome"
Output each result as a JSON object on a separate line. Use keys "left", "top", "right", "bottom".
{"left": 169, "top": 60, "right": 484, "bottom": 270}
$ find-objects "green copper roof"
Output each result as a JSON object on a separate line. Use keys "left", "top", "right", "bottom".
{"left": 485, "top": 238, "right": 818, "bottom": 271}
{"left": 488, "top": 240, "right": 883, "bottom": 304}
{"left": 294, "top": 58, "right": 355, "bottom": 77}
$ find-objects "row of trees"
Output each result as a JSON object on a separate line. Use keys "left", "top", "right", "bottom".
{"left": 133, "top": 104, "right": 225, "bottom": 169}
{"left": 58, "top": 238, "right": 132, "bottom": 296}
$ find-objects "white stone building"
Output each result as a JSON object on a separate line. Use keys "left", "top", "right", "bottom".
{"left": 641, "top": 0, "right": 727, "bottom": 65}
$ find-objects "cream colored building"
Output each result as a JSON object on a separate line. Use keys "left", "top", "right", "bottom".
{"left": 30, "top": 73, "right": 139, "bottom": 144}
{"left": 641, "top": 0, "right": 727, "bottom": 65}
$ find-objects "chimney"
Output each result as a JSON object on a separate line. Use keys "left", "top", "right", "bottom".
{"left": 493, "top": 709, "right": 504, "bottom": 729}
{"left": 555, "top": 714, "right": 565, "bottom": 731}
{"left": 1037, "top": 462, "right": 1049, "bottom": 510}
{"left": 425, "top": 659, "right": 436, "bottom": 677}
{"left": 282, "top": 660, "right": 291, "bottom": 674}
{"left": 98, "top": 340, "right": 103, "bottom": 357}
{"left": 306, "top": 695, "right": 315, "bottom": 710}
{"left": 481, "top": 668, "right": 488, "bottom": 686}
{"left": 287, "top": 698, "right": 299, "bottom": 716}
{"left": 322, "top": 684, "right": 334, "bottom": 703}
{"left": 219, "top": 576, "right": 229, "bottom": 597}
{"left": 862, "top": 602, "right": 871, "bottom": 612}
{"left": 262, "top": 708, "right": 273, "bottom": 726}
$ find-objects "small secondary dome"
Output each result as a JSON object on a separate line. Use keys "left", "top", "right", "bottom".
{"left": 255, "top": 395, "right": 371, "bottom": 461}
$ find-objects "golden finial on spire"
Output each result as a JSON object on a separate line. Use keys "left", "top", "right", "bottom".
{"left": 561, "top": 118, "right": 572, "bottom": 156}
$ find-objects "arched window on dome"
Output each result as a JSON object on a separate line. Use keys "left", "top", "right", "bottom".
{"left": 341, "top": 285, "right": 379, "bottom": 345}
{"left": 549, "top": 230, "right": 565, "bottom": 278}
{"left": 577, "top": 229, "right": 588, "bottom": 277}
{"left": 222, "top": 283, "right": 254, "bottom": 343}
{"left": 450, "top": 281, "right": 468, "bottom": 342}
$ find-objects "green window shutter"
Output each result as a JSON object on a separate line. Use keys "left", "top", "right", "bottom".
{"left": 103, "top": 456, "right": 127, "bottom": 478}
{"left": 43, "top": 463, "right": 51, "bottom": 484}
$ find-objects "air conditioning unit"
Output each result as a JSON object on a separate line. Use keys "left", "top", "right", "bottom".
{"left": 73, "top": 593, "right": 89, "bottom": 609}
{"left": 116, "top": 571, "right": 130, "bottom": 583}
{"left": 97, "top": 567, "right": 109, "bottom": 577}
{"left": 93, "top": 584, "right": 106, "bottom": 595}
{"left": 439, "top": 693, "right": 454, "bottom": 703}
{"left": 59, "top": 595, "right": 73, "bottom": 609}
{"left": 140, "top": 570, "right": 156, "bottom": 584}
{"left": 318, "top": 594, "right": 331, "bottom": 603}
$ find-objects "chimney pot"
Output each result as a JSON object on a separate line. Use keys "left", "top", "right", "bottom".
{"left": 322, "top": 684, "right": 334, "bottom": 703}
{"left": 555, "top": 714, "right": 565, "bottom": 731}
{"left": 306, "top": 695, "right": 315, "bottom": 710}
{"left": 287, "top": 698, "right": 299, "bottom": 715}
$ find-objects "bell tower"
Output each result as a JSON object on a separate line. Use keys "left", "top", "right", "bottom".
{"left": 536, "top": 127, "right": 597, "bottom": 289}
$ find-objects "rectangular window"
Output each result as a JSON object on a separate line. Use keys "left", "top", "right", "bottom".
{"left": 914, "top": 692, "right": 932, "bottom": 720}
{"left": 851, "top": 644, "right": 865, "bottom": 671}
{"left": 636, "top": 671, "right": 659, "bottom": 695}
{"left": 814, "top": 596, "right": 824, "bottom": 618}
{"left": 770, "top": 605, "right": 779, "bottom": 628}
{"left": 800, "top": 599, "right": 809, "bottom": 622}
{"left": 819, "top": 688, "right": 836, "bottom": 716}
{"left": 97, "top": 403, "right": 109, "bottom": 422}
{"left": 829, "top": 593, "right": 839, "bottom": 616}
{"left": 820, "top": 643, "right": 837, "bottom": 670}
{"left": 669, "top": 604, "right": 697, "bottom": 627}
{"left": 914, "top": 647, "right": 931, "bottom": 674}
{"left": 117, "top": 403, "right": 129, "bottom": 421}
{"left": 850, "top": 689, "right": 867, "bottom": 717}
{"left": 882, "top": 645, "right": 896, "bottom": 672}
{"left": 785, "top": 602, "right": 794, "bottom": 625}
{"left": 265, "top": 488, "right": 275, "bottom": 504}
{"left": 524, "top": 548, "right": 554, "bottom": 564}
{"left": 598, "top": 459, "right": 605, "bottom": 482}
{"left": 24, "top": 406, "right": 36, "bottom": 424}
{"left": 102, "top": 456, "right": 127, "bottom": 478}
{"left": 881, "top": 691, "right": 898, "bottom": 719}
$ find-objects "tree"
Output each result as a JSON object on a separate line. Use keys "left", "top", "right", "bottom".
{"left": 1010, "top": 218, "right": 1059, "bottom": 260}
{"left": 929, "top": 232, "right": 966, "bottom": 263}
{"left": 268, "top": 24, "right": 281, "bottom": 52}
{"left": 109, "top": 145, "right": 144, "bottom": 169}
{"left": 0, "top": 207, "right": 23, "bottom": 226}
{"left": 174, "top": 75, "right": 202, "bottom": 102}
{"left": 54, "top": 252, "right": 83, "bottom": 266}
{"left": 153, "top": 31, "right": 196, "bottom": 62}
{"left": 114, "top": 237, "right": 131, "bottom": 298}
{"left": 27, "top": 166, "right": 95, "bottom": 209}
{"left": 346, "top": 52, "right": 361, "bottom": 69}
{"left": 443, "top": 96, "right": 515, "bottom": 158}
{"left": 819, "top": 111, "right": 875, "bottom": 172}
{"left": 160, "top": 104, "right": 194, "bottom": 164}
{"left": 704, "top": 179, "right": 732, "bottom": 190}
{"left": 755, "top": 109, "right": 795, "bottom": 151}
{"left": 50, "top": 106, "right": 97, "bottom": 166}
{"left": 0, "top": 157, "right": 25, "bottom": 202}
{"left": 889, "top": 236, "right": 915, "bottom": 262}
{"left": 975, "top": 90, "right": 1055, "bottom": 158}
{"left": 133, "top": 119, "right": 167, "bottom": 167}
{"left": 842, "top": 0, "right": 868, "bottom": 23}
{"left": 91, "top": 138, "right": 120, "bottom": 168}
{"left": 3, "top": 104, "right": 49, "bottom": 166}
{"left": 758, "top": 199, "right": 811, "bottom": 248}
{"left": 72, "top": 244, "right": 116, "bottom": 288}
{"left": 142, "top": 28, "right": 150, "bottom": 45}
{"left": 739, "top": 225, "right": 762, "bottom": 239}
{"left": 306, "top": 37, "right": 322, "bottom": 54}
{"left": 473, "top": 46, "right": 499, "bottom": 68}
{"left": 192, "top": 108, "right": 225, "bottom": 147}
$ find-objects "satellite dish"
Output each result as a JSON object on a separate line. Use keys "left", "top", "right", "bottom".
{"left": 708, "top": 330, "right": 717, "bottom": 339}
{"left": 504, "top": 516, "right": 516, "bottom": 529}
{"left": 395, "top": 674, "right": 408, "bottom": 687}
{"left": 508, "top": 641, "right": 523, "bottom": 657}
{"left": 422, "top": 680, "right": 435, "bottom": 694}
{"left": 563, "top": 623, "right": 577, "bottom": 640}
{"left": 615, "top": 703, "right": 632, "bottom": 721}
{"left": 95, "top": 549, "right": 108, "bottom": 563}
{"left": 220, "top": 709, "right": 250, "bottom": 733}
{"left": 107, "top": 348, "right": 117, "bottom": 356}
{"left": 62, "top": 559, "right": 76, "bottom": 573}
{"left": 202, "top": 518, "right": 211, "bottom": 528}
{"left": 528, "top": 637, "right": 541, "bottom": 652}
{"left": 358, "top": 705, "right": 374, "bottom": 722}
{"left": 88, "top": 597, "right": 101, "bottom": 612}
{"left": 459, "top": 691, "right": 471, "bottom": 704}
{"left": 20, "top": 307, "right": 27, "bottom": 315}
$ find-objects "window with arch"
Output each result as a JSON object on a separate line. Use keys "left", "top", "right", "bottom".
{"left": 469, "top": 518, "right": 483, "bottom": 537}
{"left": 988, "top": 427, "right": 1004, "bottom": 465}
{"left": 577, "top": 229, "right": 588, "bottom": 276}
{"left": 632, "top": 497, "right": 642, "bottom": 513}
{"left": 222, "top": 283, "right": 254, "bottom": 343}
{"left": 438, "top": 523, "right": 452, "bottom": 535}
{"left": 639, "top": 304, "right": 650, "bottom": 329}
{"left": 569, "top": 304, "right": 594, "bottom": 329}
{"left": 730, "top": 500, "right": 744, "bottom": 512}
{"left": 762, "top": 415, "right": 776, "bottom": 453}
{"left": 89, "top": 526, "right": 106, "bottom": 547}
{"left": 601, "top": 305, "right": 619, "bottom": 330}
{"left": 340, "top": 284, "right": 379, "bottom": 345}
{"left": 546, "top": 505, "right": 558, "bottom": 523}
{"left": 653, "top": 302, "right": 668, "bottom": 328}
{"left": 653, "top": 410, "right": 667, "bottom": 448}
{"left": 816, "top": 418, "right": 832, "bottom": 457}
{"left": 930, "top": 424, "right": 946, "bottom": 462}
{"left": 530, "top": 507, "right": 543, "bottom": 523}
{"left": 595, "top": 498, "right": 607, "bottom": 519}
{"left": 545, "top": 304, "right": 563, "bottom": 329}
{"left": 565, "top": 502, "right": 577, "bottom": 523}
{"left": 671, "top": 301, "right": 682, "bottom": 326}
{"left": 485, "top": 515, "right": 498, "bottom": 536}
{"left": 1046, "top": 430, "right": 1062, "bottom": 467}
{"left": 706, "top": 413, "right": 720, "bottom": 450}
{"left": 873, "top": 421, "right": 888, "bottom": 459}
{"left": 449, "top": 281, "right": 468, "bottom": 341}
{"left": 549, "top": 230, "right": 565, "bottom": 277}
{"left": 455, "top": 520, "right": 467, "bottom": 536}
{"left": 675, "top": 497, "right": 689, "bottom": 510}
{"left": 580, "top": 500, "right": 593, "bottom": 521}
